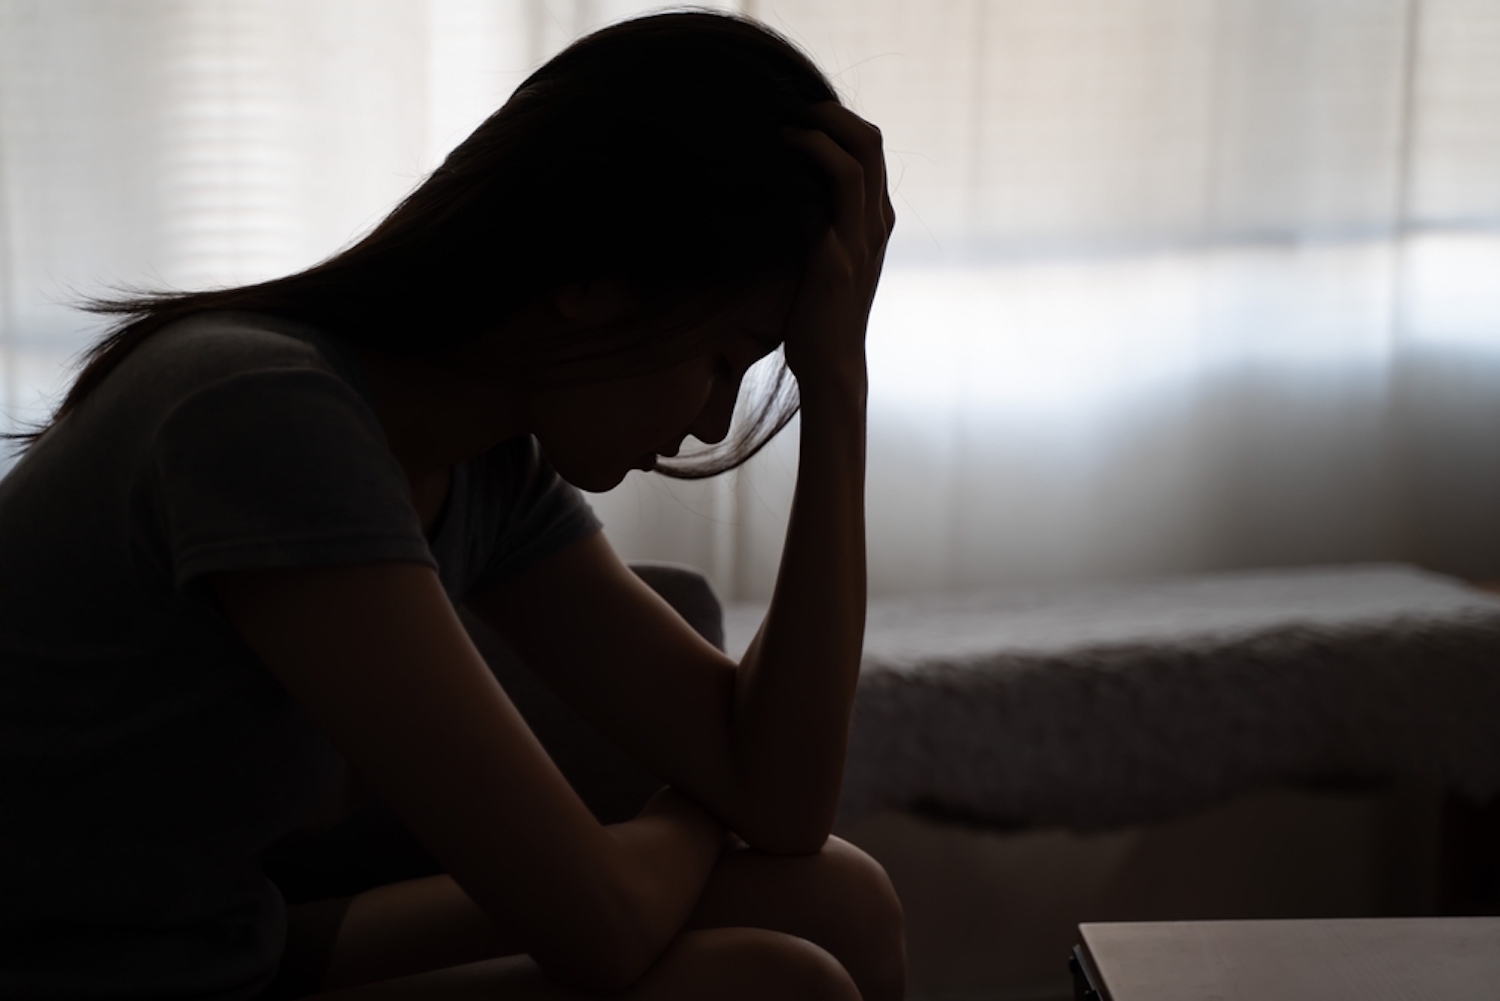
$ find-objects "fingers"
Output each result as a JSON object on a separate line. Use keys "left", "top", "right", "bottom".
{"left": 806, "top": 102, "right": 890, "bottom": 236}
{"left": 783, "top": 126, "right": 866, "bottom": 245}
{"left": 777, "top": 107, "right": 893, "bottom": 385}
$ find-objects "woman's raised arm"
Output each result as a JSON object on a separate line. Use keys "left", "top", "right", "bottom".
{"left": 728, "top": 104, "right": 891, "bottom": 850}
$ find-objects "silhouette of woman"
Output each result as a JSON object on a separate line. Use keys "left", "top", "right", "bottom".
{"left": 0, "top": 12, "right": 898, "bottom": 1000}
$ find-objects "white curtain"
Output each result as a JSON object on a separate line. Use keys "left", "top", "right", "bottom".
{"left": 3, "top": 1, "right": 1499, "bottom": 600}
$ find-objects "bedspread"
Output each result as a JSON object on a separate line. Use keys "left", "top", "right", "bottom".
{"left": 726, "top": 564, "right": 1500, "bottom": 830}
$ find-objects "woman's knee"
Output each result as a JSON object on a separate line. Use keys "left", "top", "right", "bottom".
{"left": 653, "top": 928, "right": 860, "bottom": 1001}
{"left": 815, "top": 837, "right": 905, "bottom": 947}
{"left": 684, "top": 833, "right": 905, "bottom": 999}
{"left": 731, "top": 928, "right": 863, "bottom": 1001}
{"left": 809, "top": 837, "right": 906, "bottom": 986}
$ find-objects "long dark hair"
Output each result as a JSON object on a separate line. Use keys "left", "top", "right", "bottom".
{"left": 22, "top": 10, "right": 836, "bottom": 478}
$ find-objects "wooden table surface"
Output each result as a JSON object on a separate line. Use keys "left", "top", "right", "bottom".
{"left": 1079, "top": 917, "right": 1500, "bottom": 1001}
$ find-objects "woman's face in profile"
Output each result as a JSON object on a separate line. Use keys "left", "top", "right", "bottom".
{"left": 528, "top": 275, "right": 798, "bottom": 493}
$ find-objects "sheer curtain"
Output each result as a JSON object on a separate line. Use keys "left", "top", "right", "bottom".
{"left": 3, "top": 1, "right": 1498, "bottom": 600}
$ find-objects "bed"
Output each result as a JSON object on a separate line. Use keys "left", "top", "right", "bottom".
{"left": 726, "top": 563, "right": 1500, "bottom": 830}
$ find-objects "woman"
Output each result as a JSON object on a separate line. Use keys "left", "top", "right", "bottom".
{"left": 0, "top": 11, "right": 898, "bottom": 1000}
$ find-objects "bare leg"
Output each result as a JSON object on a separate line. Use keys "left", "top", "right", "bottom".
{"left": 310, "top": 836, "right": 903, "bottom": 998}
{"left": 318, "top": 875, "right": 522, "bottom": 988}
{"left": 310, "top": 928, "right": 859, "bottom": 1001}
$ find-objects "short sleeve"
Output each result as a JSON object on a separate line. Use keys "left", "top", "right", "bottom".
{"left": 147, "top": 367, "right": 436, "bottom": 589}
{"left": 461, "top": 437, "right": 602, "bottom": 597}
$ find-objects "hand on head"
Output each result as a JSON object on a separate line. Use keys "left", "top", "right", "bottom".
{"left": 780, "top": 102, "right": 895, "bottom": 394}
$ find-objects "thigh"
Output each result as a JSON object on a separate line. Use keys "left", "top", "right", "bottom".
{"left": 320, "top": 874, "right": 524, "bottom": 990}
{"left": 306, "top": 928, "right": 858, "bottom": 1001}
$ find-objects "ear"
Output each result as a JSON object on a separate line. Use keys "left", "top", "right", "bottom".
{"left": 552, "top": 278, "right": 638, "bottom": 323}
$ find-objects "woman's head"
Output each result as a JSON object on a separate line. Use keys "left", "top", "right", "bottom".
{"left": 38, "top": 10, "right": 837, "bottom": 477}
{"left": 343, "top": 11, "right": 836, "bottom": 351}
{"left": 512, "top": 268, "right": 802, "bottom": 492}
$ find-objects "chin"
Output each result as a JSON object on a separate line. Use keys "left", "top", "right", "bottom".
{"left": 538, "top": 437, "right": 642, "bottom": 493}
{"left": 557, "top": 462, "right": 631, "bottom": 494}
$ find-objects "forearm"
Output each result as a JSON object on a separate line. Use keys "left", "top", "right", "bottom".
{"left": 604, "top": 788, "right": 726, "bottom": 952}
{"left": 719, "top": 104, "right": 888, "bottom": 853}
{"left": 732, "top": 368, "right": 867, "bottom": 851}
{"left": 523, "top": 788, "right": 724, "bottom": 991}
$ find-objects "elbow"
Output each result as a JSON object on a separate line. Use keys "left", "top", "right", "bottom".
{"left": 742, "top": 827, "right": 833, "bottom": 856}
{"left": 732, "top": 803, "right": 837, "bottom": 856}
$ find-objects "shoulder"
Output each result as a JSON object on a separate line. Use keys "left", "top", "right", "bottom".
{"left": 64, "top": 310, "right": 378, "bottom": 448}
{"left": 130, "top": 315, "right": 429, "bottom": 587}
{"left": 19, "top": 311, "right": 370, "bottom": 467}
{"left": 49, "top": 309, "right": 394, "bottom": 500}
{"left": 119, "top": 310, "right": 344, "bottom": 396}
{"left": 137, "top": 312, "right": 386, "bottom": 457}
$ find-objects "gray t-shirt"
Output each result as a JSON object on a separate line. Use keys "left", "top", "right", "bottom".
{"left": 0, "top": 312, "right": 600, "bottom": 1000}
